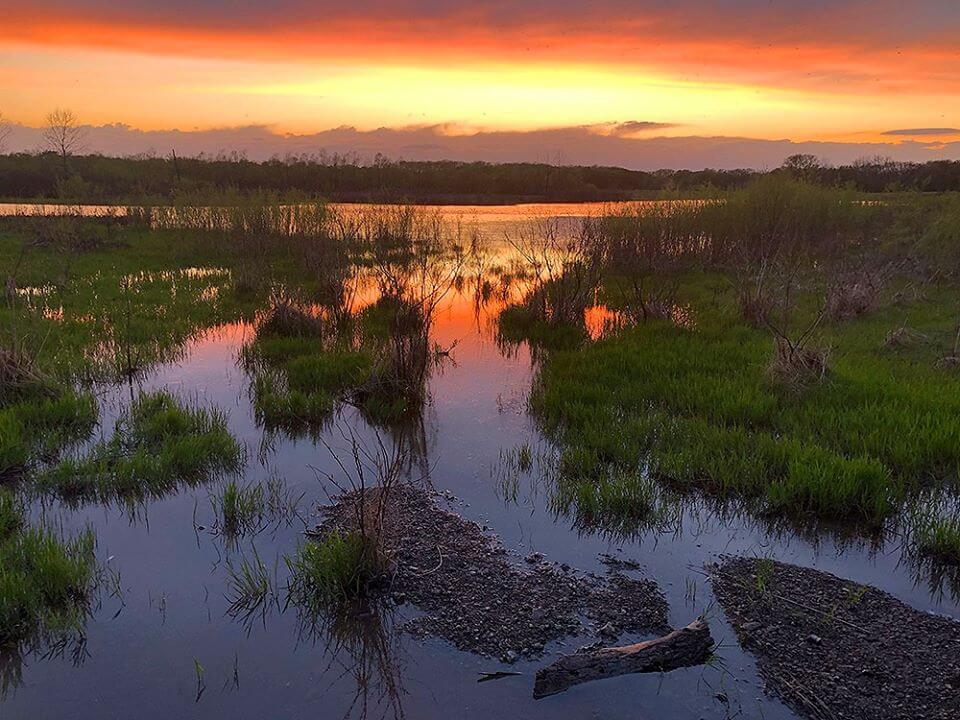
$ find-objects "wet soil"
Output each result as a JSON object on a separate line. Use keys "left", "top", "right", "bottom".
{"left": 316, "top": 484, "right": 671, "bottom": 663}
{"left": 710, "top": 556, "right": 960, "bottom": 720}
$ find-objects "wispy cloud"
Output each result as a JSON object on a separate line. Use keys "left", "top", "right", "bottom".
{"left": 883, "top": 128, "right": 960, "bottom": 136}
{"left": 599, "top": 121, "right": 679, "bottom": 137}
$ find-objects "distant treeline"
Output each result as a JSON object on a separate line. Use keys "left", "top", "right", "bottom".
{"left": 2, "top": 151, "right": 960, "bottom": 203}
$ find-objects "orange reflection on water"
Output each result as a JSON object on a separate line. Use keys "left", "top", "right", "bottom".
{"left": 583, "top": 304, "right": 627, "bottom": 340}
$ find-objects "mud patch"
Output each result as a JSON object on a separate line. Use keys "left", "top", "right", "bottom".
{"left": 316, "top": 485, "right": 670, "bottom": 663}
{"left": 710, "top": 556, "right": 960, "bottom": 720}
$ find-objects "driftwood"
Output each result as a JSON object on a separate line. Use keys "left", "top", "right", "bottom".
{"left": 533, "top": 619, "right": 714, "bottom": 699}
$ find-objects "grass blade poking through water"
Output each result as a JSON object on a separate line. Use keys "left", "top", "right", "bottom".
{"left": 225, "top": 547, "right": 278, "bottom": 629}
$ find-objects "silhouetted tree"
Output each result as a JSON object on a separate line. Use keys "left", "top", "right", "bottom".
{"left": 781, "top": 154, "right": 824, "bottom": 181}
{"left": 43, "top": 108, "right": 86, "bottom": 172}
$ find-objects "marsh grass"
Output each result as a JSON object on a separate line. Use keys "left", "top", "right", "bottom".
{"left": 257, "top": 300, "right": 325, "bottom": 339}
{"left": 548, "top": 465, "right": 680, "bottom": 539}
{"left": 245, "top": 337, "right": 375, "bottom": 433}
{"left": 496, "top": 303, "right": 588, "bottom": 356}
{"left": 242, "top": 205, "right": 466, "bottom": 435}
{"left": 39, "top": 391, "right": 244, "bottom": 502}
{"left": 492, "top": 442, "right": 552, "bottom": 507}
{"left": 0, "top": 489, "right": 97, "bottom": 653}
{"left": 531, "top": 274, "right": 960, "bottom": 525}
{"left": 149, "top": 191, "right": 331, "bottom": 243}
{"left": 912, "top": 512, "right": 960, "bottom": 566}
{"left": 0, "top": 346, "right": 54, "bottom": 405}
{"left": 286, "top": 532, "right": 381, "bottom": 609}
{"left": 0, "top": 356, "right": 96, "bottom": 479}
{"left": 210, "top": 475, "right": 302, "bottom": 543}
{"left": 1, "top": 219, "right": 263, "bottom": 385}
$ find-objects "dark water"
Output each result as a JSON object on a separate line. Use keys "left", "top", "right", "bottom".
{"left": 4, "top": 213, "right": 957, "bottom": 720}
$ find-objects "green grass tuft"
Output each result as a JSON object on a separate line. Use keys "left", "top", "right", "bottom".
{"left": 39, "top": 391, "right": 243, "bottom": 502}
{"left": 913, "top": 513, "right": 960, "bottom": 565}
{"left": 285, "top": 532, "right": 381, "bottom": 608}
{"left": 0, "top": 384, "right": 97, "bottom": 479}
{"left": 0, "top": 489, "right": 97, "bottom": 649}
{"left": 216, "top": 480, "right": 265, "bottom": 536}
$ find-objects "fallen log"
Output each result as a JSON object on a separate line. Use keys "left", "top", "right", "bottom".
{"left": 533, "top": 619, "right": 714, "bottom": 699}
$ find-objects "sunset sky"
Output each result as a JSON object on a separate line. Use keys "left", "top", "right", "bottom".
{"left": 2, "top": 1, "right": 959, "bottom": 168}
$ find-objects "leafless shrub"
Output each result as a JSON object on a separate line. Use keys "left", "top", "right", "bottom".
{"left": 258, "top": 297, "right": 325, "bottom": 338}
{"left": 825, "top": 267, "right": 888, "bottom": 321}
{"left": 0, "top": 346, "right": 53, "bottom": 404}
{"left": 508, "top": 216, "right": 603, "bottom": 325}
{"left": 350, "top": 206, "right": 466, "bottom": 413}
{"left": 316, "top": 427, "right": 412, "bottom": 574}
{"left": 766, "top": 308, "right": 830, "bottom": 389}
{"left": 597, "top": 202, "right": 703, "bottom": 322}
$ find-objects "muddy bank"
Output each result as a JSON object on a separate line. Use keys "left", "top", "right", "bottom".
{"left": 316, "top": 485, "right": 670, "bottom": 663}
{"left": 710, "top": 557, "right": 960, "bottom": 720}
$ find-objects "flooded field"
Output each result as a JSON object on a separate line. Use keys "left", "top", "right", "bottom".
{"left": 2, "top": 199, "right": 959, "bottom": 720}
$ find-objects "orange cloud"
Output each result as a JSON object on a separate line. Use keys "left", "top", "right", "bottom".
{"left": 4, "top": 6, "right": 959, "bottom": 97}
{"left": 3, "top": 2, "right": 959, "bottom": 156}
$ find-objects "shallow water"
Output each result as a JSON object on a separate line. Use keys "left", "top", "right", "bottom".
{"left": 4, "top": 206, "right": 957, "bottom": 720}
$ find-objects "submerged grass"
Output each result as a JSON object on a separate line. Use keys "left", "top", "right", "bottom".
{"left": 225, "top": 547, "right": 278, "bottom": 625}
{"left": 39, "top": 391, "right": 244, "bottom": 502}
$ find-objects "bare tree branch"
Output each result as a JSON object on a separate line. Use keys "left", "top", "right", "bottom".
{"left": 43, "top": 108, "right": 86, "bottom": 171}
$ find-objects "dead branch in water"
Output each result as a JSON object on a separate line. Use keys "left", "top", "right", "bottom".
{"left": 533, "top": 619, "right": 714, "bottom": 699}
